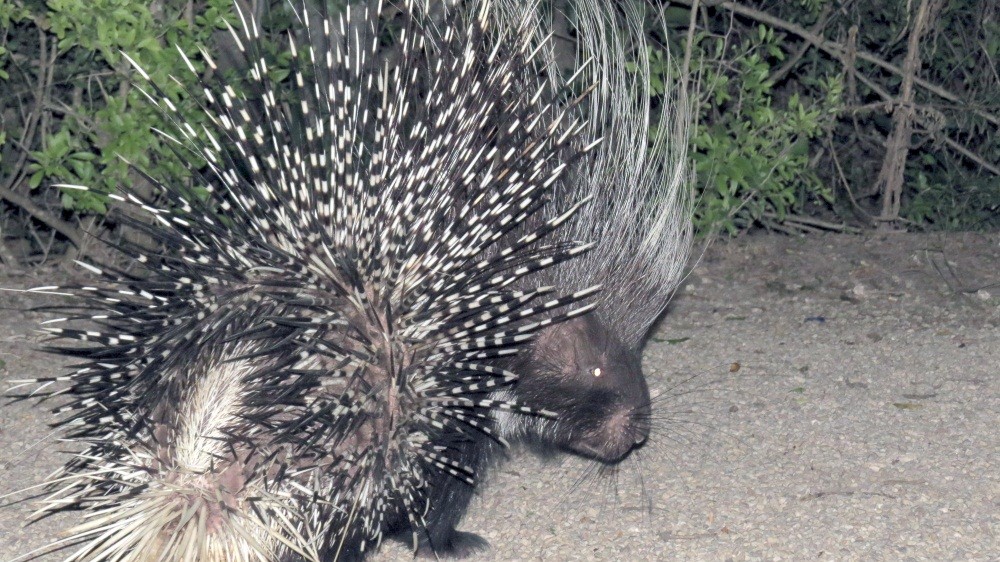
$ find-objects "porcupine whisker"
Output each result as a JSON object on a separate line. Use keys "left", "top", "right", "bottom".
{"left": 642, "top": 410, "right": 748, "bottom": 470}
{"left": 627, "top": 451, "right": 656, "bottom": 517}
{"left": 570, "top": 443, "right": 653, "bottom": 517}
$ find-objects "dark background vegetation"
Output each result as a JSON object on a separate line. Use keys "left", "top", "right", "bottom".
{"left": 0, "top": 0, "right": 997, "bottom": 267}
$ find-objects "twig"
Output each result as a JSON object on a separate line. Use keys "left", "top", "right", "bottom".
{"left": 681, "top": 0, "right": 701, "bottom": 80}
{"left": 772, "top": 212, "right": 863, "bottom": 233}
{"left": 769, "top": 4, "right": 833, "bottom": 84}
{"left": 844, "top": 24, "right": 858, "bottom": 105}
{"left": 0, "top": 184, "right": 85, "bottom": 250}
{"left": 824, "top": 132, "right": 870, "bottom": 221}
{"left": 2, "top": 27, "right": 56, "bottom": 196}
{"left": 759, "top": 214, "right": 821, "bottom": 235}
{"left": 937, "top": 135, "right": 1000, "bottom": 176}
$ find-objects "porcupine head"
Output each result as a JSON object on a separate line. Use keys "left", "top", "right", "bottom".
{"left": 501, "top": 314, "right": 651, "bottom": 464}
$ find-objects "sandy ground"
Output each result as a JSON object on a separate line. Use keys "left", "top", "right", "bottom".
{"left": 0, "top": 232, "right": 997, "bottom": 561}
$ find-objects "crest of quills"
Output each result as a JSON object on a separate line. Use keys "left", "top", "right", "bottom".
{"left": 10, "top": 0, "right": 693, "bottom": 560}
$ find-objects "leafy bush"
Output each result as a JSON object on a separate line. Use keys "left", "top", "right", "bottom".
{"left": 680, "top": 26, "right": 840, "bottom": 234}
{"left": 0, "top": 0, "right": 241, "bottom": 255}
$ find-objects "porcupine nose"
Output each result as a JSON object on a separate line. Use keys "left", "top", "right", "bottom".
{"left": 631, "top": 403, "right": 651, "bottom": 447}
{"left": 632, "top": 416, "right": 650, "bottom": 446}
{"left": 633, "top": 429, "right": 648, "bottom": 447}
{"left": 603, "top": 406, "right": 650, "bottom": 459}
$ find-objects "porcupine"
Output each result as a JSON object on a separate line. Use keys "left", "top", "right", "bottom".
{"left": 8, "top": 1, "right": 609, "bottom": 561}
{"left": 407, "top": 0, "right": 694, "bottom": 556}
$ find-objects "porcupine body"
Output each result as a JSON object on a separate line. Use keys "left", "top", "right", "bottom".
{"left": 408, "top": 1, "right": 695, "bottom": 556}
{"left": 12, "top": 2, "right": 604, "bottom": 561}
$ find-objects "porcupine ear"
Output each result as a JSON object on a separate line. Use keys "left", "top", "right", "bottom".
{"left": 491, "top": 0, "right": 696, "bottom": 350}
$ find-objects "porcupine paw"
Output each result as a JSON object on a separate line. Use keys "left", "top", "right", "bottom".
{"left": 419, "top": 531, "right": 490, "bottom": 559}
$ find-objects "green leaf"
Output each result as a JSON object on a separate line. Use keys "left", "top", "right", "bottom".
{"left": 29, "top": 170, "right": 44, "bottom": 189}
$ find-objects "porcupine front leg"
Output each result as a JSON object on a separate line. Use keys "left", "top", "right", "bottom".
{"left": 386, "top": 437, "right": 493, "bottom": 558}
{"left": 418, "top": 441, "right": 495, "bottom": 558}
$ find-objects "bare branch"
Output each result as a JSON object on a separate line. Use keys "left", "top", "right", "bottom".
{"left": 937, "top": 136, "right": 1000, "bottom": 176}
{"left": 682, "top": 0, "right": 701, "bottom": 80}
{"left": 872, "top": 0, "right": 945, "bottom": 226}
{"left": 0, "top": 184, "right": 85, "bottom": 250}
{"left": 769, "top": 4, "right": 833, "bottom": 84}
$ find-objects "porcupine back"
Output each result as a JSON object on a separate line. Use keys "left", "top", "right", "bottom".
{"left": 10, "top": 2, "right": 601, "bottom": 561}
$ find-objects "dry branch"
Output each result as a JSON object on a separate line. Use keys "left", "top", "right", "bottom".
{"left": 0, "top": 184, "right": 85, "bottom": 250}
{"left": 671, "top": 0, "right": 997, "bottom": 226}
{"left": 872, "top": 0, "right": 945, "bottom": 226}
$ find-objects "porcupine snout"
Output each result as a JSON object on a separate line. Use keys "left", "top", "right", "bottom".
{"left": 568, "top": 354, "right": 651, "bottom": 463}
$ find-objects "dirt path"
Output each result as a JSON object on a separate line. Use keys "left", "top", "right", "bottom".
{"left": 1, "top": 232, "right": 997, "bottom": 561}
